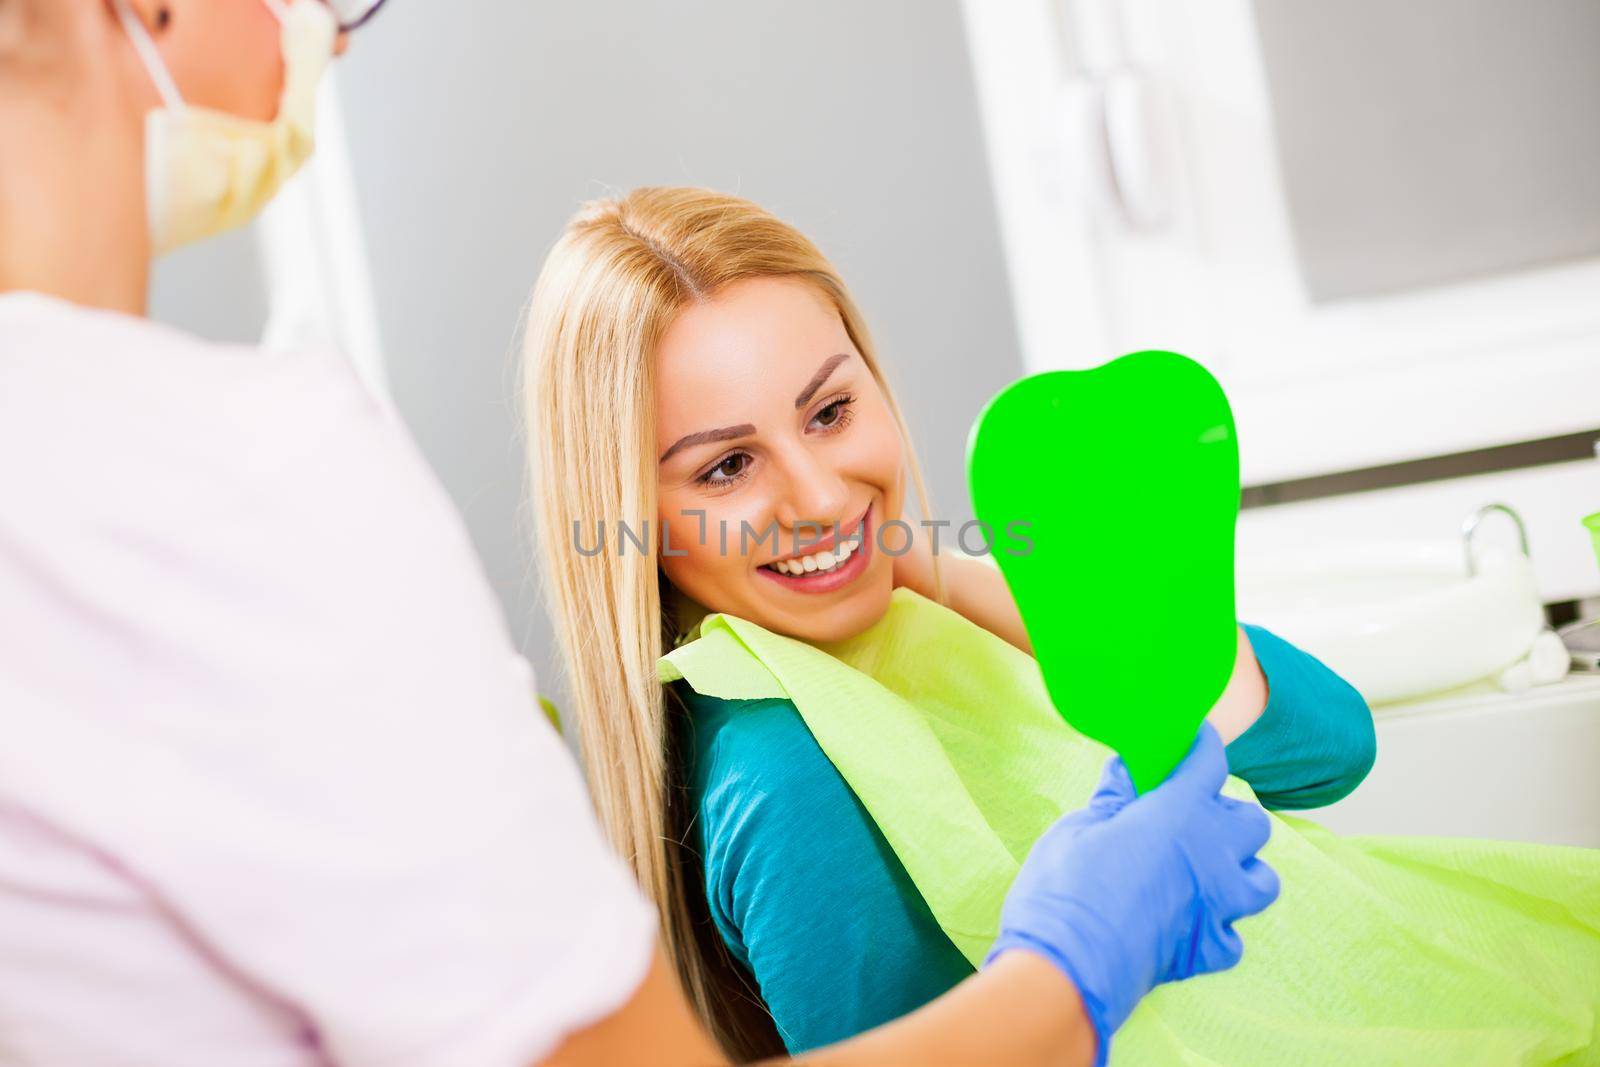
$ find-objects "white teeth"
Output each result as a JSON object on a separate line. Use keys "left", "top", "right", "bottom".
{"left": 768, "top": 540, "right": 859, "bottom": 577}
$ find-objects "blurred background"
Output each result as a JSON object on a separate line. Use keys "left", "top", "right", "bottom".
{"left": 151, "top": 0, "right": 1600, "bottom": 842}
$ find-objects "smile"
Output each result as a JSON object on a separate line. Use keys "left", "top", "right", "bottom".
{"left": 757, "top": 507, "right": 874, "bottom": 594}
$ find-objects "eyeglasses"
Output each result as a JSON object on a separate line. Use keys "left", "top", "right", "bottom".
{"left": 321, "top": 0, "right": 390, "bottom": 33}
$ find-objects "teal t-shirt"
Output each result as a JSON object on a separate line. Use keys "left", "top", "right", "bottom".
{"left": 678, "top": 624, "right": 1374, "bottom": 1053}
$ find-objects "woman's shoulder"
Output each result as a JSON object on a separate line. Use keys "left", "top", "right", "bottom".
{"left": 673, "top": 685, "right": 864, "bottom": 930}
{"left": 676, "top": 687, "right": 839, "bottom": 802}
{"left": 675, "top": 684, "right": 889, "bottom": 900}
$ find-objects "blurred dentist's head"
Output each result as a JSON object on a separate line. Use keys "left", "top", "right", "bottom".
{"left": 0, "top": 0, "right": 363, "bottom": 267}
{"left": 109, "top": 0, "right": 358, "bottom": 254}
{"left": 115, "top": 0, "right": 326, "bottom": 123}
{"left": 0, "top": 0, "right": 350, "bottom": 117}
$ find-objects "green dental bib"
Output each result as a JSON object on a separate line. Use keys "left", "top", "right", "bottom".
{"left": 660, "top": 589, "right": 1600, "bottom": 1066}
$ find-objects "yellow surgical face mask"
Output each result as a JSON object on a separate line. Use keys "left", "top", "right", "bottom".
{"left": 114, "top": 0, "right": 338, "bottom": 256}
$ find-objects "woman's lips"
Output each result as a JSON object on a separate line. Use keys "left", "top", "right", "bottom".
{"left": 763, "top": 505, "right": 872, "bottom": 564}
{"left": 756, "top": 509, "right": 874, "bottom": 595}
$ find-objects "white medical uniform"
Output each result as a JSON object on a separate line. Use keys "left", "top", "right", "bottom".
{"left": 0, "top": 293, "right": 655, "bottom": 1067}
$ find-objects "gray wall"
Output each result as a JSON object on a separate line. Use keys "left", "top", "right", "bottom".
{"left": 149, "top": 226, "right": 267, "bottom": 344}
{"left": 1253, "top": 0, "right": 1600, "bottom": 302}
{"left": 158, "top": 0, "right": 1024, "bottom": 712}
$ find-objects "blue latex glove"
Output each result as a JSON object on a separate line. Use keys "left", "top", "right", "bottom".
{"left": 986, "top": 723, "right": 1279, "bottom": 1066}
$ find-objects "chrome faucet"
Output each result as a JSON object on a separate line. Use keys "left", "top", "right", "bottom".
{"left": 1461, "top": 503, "right": 1531, "bottom": 578}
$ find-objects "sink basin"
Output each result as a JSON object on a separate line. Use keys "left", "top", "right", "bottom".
{"left": 1236, "top": 540, "right": 1547, "bottom": 705}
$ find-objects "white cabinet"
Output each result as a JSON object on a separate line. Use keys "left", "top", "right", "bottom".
{"left": 1305, "top": 675, "right": 1600, "bottom": 849}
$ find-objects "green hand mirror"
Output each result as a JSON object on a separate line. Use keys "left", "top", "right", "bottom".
{"left": 967, "top": 350, "right": 1240, "bottom": 794}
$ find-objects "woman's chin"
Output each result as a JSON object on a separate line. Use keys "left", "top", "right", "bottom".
{"left": 753, "top": 571, "right": 895, "bottom": 645}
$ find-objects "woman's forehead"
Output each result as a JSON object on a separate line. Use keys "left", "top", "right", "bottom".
{"left": 654, "top": 277, "right": 854, "bottom": 406}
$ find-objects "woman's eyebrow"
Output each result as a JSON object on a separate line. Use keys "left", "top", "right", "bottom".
{"left": 794, "top": 353, "right": 852, "bottom": 409}
{"left": 659, "top": 424, "right": 757, "bottom": 464}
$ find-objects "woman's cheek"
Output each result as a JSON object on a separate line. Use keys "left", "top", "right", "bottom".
{"left": 659, "top": 507, "right": 699, "bottom": 558}
{"left": 657, "top": 507, "right": 703, "bottom": 592}
{"left": 659, "top": 499, "right": 765, "bottom": 595}
{"left": 854, "top": 404, "right": 906, "bottom": 497}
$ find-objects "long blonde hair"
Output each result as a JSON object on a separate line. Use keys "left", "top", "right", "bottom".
{"left": 522, "top": 187, "right": 938, "bottom": 1056}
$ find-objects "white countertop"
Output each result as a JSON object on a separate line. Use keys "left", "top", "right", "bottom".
{"left": 1305, "top": 670, "right": 1600, "bottom": 848}
{"left": 1369, "top": 669, "right": 1600, "bottom": 721}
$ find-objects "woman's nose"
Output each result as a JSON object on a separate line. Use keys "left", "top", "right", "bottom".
{"left": 774, "top": 449, "right": 851, "bottom": 531}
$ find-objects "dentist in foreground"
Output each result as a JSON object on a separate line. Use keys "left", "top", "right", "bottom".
{"left": 0, "top": 2, "right": 1277, "bottom": 1065}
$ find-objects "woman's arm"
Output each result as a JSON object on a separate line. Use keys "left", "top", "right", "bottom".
{"left": 1206, "top": 625, "right": 1269, "bottom": 743}
{"left": 896, "top": 545, "right": 1370, "bottom": 806}
{"left": 893, "top": 540, "right": 1269, "bottom": 741}
{"left": 1224, "top": 625, "right": 1376, "bottom": 810}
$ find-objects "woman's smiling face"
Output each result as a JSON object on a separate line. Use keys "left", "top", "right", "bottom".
{"left": 655, "top": 276, "right": 906, "bottom": 643}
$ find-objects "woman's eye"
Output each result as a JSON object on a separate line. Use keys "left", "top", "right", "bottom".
{"left": 699, "top": 452, "right": 751, "bottom": 486}
{"left": 811, "top": 394, "right": 856, "bottom": 432}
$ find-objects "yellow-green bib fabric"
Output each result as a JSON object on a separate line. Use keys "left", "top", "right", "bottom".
{"left": 660, "top": 589, "right": 1600, "bottom": 1066}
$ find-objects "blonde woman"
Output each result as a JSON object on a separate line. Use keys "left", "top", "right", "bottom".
{"left": 521, "top": 189, "right": 1337, "bottom": 1049}
{"left": 521, "top": 187, "right": 1414, "bottom": 1058}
